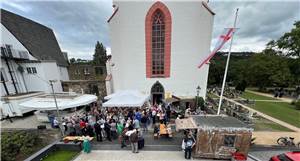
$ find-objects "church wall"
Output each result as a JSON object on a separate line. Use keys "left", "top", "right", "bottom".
{"left": 108, "top": 1, "right": 214, "bottom": 98}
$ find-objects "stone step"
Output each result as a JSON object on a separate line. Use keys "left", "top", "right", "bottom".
{"left": 92, "top": 144, "right": 181, "bottom": 151}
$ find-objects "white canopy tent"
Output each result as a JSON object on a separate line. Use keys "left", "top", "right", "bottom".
{"left": 19, "top": 94, "right": 98, "bottom": 111}
{"left": 103, "top": 90, "right": 150, "bottom": 107}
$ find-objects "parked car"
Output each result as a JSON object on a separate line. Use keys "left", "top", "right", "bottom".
{"left": 270, "top": 151, "right": 300, "bottom": 161}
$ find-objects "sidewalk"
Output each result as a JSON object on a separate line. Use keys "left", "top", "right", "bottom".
{"left": 246, "top": 90, "right": 294, "bottom": 103}
{"left": 252, "top": 131, "right": 300, "bottom": 145}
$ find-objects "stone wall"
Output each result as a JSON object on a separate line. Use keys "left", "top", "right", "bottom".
{"left": 68, "top": 64, "right": 106, "bottom": 81}
{"left": 62, "top": 80, "right": 106, "bottom": 99}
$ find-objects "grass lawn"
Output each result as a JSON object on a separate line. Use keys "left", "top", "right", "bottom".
{"left": 240, "top": 91, "right": 300, "bottom": 128}
{"left": 249, "top": 101, "right": 300, "bottom": 128}
{"left": 241, "top": 91, "right": 276, "bottom": 100}
{"left": 41, "top": 150, "right": 78, "bottom": 161}
{"left": 254, "top": 118, "right": 293, "bottom": 132}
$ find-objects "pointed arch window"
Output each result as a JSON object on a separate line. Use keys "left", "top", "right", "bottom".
{"left": 152, "top": 10, "right": 165, "bottom": 75}
{"left": 145, "top": 1, "right": 172, "bottom": 78}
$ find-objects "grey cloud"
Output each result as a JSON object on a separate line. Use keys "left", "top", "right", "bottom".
{"left": 2, "top": 0, "right": 112, "bottom": 59}
{"left": 2, "top": 1, "right": 299, "bottom": 58}
{"left": 210, "top": 1, "right": 299, "bottom": 52}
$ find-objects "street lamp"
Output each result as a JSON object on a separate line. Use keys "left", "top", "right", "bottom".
{"left": 196, "top": 86, "right": 201, "bottom": 109}
{"left": 49, "top": 80, "right": 64, "bottom": 137}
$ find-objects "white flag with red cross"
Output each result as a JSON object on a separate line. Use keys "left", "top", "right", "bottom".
{"left": 198, "top": 28, "right": 236, "bottom": 68}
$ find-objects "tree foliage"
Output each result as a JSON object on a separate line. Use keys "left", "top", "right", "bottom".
{"left": 93, "top": 41, "right": 107, "bottom": 65}
{"left": 268, "top": 21, "right": 300, "bottom": 58}
{"left": 68, "top": 41, "right": 107, "bottom": 65}
{"left": 195, "top": 96, "right": 205, "bottom": 110}
{"left": 208, "top": 21, "right": 300, "bottom": 90}
{"left": 1, "top": 131, "right": 39, "bottom": 161}
{"left": 208, "top": 53, "right": 296, "bottom": 90}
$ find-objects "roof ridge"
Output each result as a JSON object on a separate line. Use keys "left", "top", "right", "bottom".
{"left": 1, "top": 9, "right": 53, "bottom": 31}
{"left": 1, "top": 8, "right": 68, "bottom": 66}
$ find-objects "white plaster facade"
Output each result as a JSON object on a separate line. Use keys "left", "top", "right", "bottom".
{"left": 0, "top": 23, "right": 69, "bottom": 117}
{"left": 107, "top": 1, "right": 214, "bottom": 99}
{"left": 1, "top": 24, "right": 69, "bottom": 96}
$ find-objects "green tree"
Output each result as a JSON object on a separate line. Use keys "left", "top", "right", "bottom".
{"left": 195, "top": 96, "right": 205, "bottom": 110}
{"left": 269, "top": 21, "right": 300, "bottom": 58}
{"left": 288, "top": 58, "right": 300, "bottom": 85}
{"left": 247, "top": 54, "right": 292, "bottom": 89}
{"left": 93, "top": 41, "right": 107, "bottom": 65}
{"left": 69, "top": 58, "right": 76, "bottom": 64}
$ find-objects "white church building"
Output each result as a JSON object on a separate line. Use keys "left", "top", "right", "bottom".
{"left": 106, "top": 1, "right": 215, "bottom": 104}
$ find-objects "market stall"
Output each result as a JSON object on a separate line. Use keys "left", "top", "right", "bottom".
{"left": 19, "top": 93, "right": 98, "bottom": 122}
{"left": 103, "top": 90, "right": 150, "bottom": 107}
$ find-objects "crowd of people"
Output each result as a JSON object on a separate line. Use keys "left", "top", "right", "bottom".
{"left": 52, "top": 102, "right": 174, "bottom": 152}
{"left": 51, "top": 101, "right": 198, "bottom": 159}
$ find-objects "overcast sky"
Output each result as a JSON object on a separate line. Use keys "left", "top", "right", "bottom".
{"left": 1, "top": 0, "right": 299, "bottom": 60}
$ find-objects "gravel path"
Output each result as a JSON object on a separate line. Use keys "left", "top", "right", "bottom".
{"left": 246, "top": 90, "right": 294, "bottom": 103}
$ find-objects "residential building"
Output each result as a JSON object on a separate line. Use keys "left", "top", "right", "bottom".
{"left": 0, "top": 9, "right": 69, "bottom": 117}
{"left": 63, "top": 63, "right": 107, "bottom": 98}
{"left": 68, "top": 63, "right": 106, "bottom": 80}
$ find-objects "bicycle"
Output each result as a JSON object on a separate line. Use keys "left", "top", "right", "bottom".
{"left": 277, "top": 137, "right": 300, "bottom": 147}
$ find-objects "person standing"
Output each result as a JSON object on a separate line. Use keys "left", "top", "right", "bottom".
{"left": 104, "top": 121, "right": 112, "bottom": 141}
{"left": 87, "top": 124, "right": 94, "bottom": 137}
{"left": 129, "top": 130, "right": 139, "bottom": 153}
{"left": 83, "top": 136, "right": 91, "bottom": 153}
{"left": 152, "top": 108, "right": 157, "bottom": 125}
{"left": 94, "top": 121, "right": 102, "bottom": 142}
{"left": 135, "top": 110, "right": 142, "bottom": 122}
{"left": 166, "top": 104, "right": 171, "bottom": 123}
{"left": 110, "top": 119, "right": 117, "bottom": 139}
{"left": 117, "top": 121, "right": 124, "bottom": 136}
{"left": 121, "top": 128, "right": 128, "bottom": 148}
{"left": 133, "top": 117, "right": 140, "bottom": 130}
{"left": 141, "top": 114, "right": 148, "bottom": 131}
{"left": 53, "top": 117, "right": 59, "bottom": 128}
{"left": 183, "top": 134, "right": 195, "bottom": 159}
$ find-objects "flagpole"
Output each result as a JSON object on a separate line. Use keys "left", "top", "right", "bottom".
{"left": 217, "top": 8, "right": 239, "bottom": 115}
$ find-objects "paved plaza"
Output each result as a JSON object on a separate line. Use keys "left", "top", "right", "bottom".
{"left": 1, "top": 114, "right": 51, "bottom": 129}
{"left": 73, "top": 150, "right": 229, "bottom": 161}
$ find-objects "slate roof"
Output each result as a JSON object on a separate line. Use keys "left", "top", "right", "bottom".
{"left": 192, "top": 115, "right": 252, "bottom": 130}
{"left": 1, "top": 9, "right": 68, "bottom": 66}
